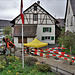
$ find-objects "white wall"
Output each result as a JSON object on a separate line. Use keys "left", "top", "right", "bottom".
{"left": 36, "top": 25, "right": 55, "bottom": 44}
{"left": 65, "top": 0, "right": 75, "bottom": 32}
{"left": 27, "top": 38, "right": 34, "bottom": 43}
{"left": 14, "top": 37, "right": 22, "bottom": 48}
{"left": 14, "top": 37, "right": 34, "bottom": 48}
{"left": 12, "top": 27, "right": 14, "bottom": 36}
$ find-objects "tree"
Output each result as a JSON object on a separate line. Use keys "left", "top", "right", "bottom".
{"left": 58, "top": 30, "right": 75, "bottom": 50}
{"left": 3, "top": 26, "right": 12, "bottom": 35}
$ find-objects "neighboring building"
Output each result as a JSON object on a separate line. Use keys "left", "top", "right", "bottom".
{"left": 65, "top": 0, "right": 75, "bottom": 32}
{"left": 57, "top": 19, "right": 65, "bottom": 28}
{"left": 0, "top": 19, "right": 12, "bottom": 42}
{"left": 11, "top": 2, "right": 61, "bottom": 48}
{"left": 0, "top": 19, "right": 12, "bottom": 35}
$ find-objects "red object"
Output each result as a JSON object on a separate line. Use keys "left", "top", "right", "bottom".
{"left": 53, "top": 54, "right": 56, "bottom": 56}
{"left": 35, "top": 49, "right": 37, "bottom": 52}
{"left": 52, "top": 48, "right": 55, "bottom": 49}
{"left": 4, "top": 38, "right": 15, "bottom": 49}
{"left": 58, "top": 47, "right": 60, "bottom": 49}
{"left": 46, "top": 55, "right": 49, "bottom": 58}
{"left": 20, "top": 0, "right": 24, "bottom": 24}
{"left": 34, "top": 52, "right": 37, "bottom": 55}
{"left": 72, "top": 60, "right": 74, "bottom": 63}
{"left": 40, "top": 49, "right": 43, "bottom": 52}
{"left": 40, "top": 53, "right": 43, "bottom": 57}
{"left": 64, "top": 58, "right": 67, "bottom": 60}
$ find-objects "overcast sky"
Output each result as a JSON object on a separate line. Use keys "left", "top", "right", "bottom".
{"left": 0, "top": 0, "right": 67, "bottom": 20}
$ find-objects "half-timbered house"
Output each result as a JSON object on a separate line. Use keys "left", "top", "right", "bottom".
{"left": 11, "top": 2, "right": 60, "bottom": 48}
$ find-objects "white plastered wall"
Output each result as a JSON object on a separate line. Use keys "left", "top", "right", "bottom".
{"left": 36, "top": 25, "right": 55, "bottom": 44}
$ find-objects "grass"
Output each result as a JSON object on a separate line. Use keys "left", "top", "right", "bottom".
{"left": 0, "top": 56, "right": 55, "bottom": 75}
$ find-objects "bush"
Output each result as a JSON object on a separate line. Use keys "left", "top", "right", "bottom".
{"left": 58, "top": 31, "right": 75, "bottom": 54}
{"left": 0, "top": 64, "right": 5, "bottom": 71}
{"left": 7, "top": 56, "right": 15, "bottom": 62}
{"left": 0, "top": 59, "right": 6, "bottom": 71}
{"left": 37, "top": 64, "right": 51, "bottom": 72}
{"left": 17, "top": 68, "right": 24, "bottom": 73}
{"left": 1, "top": 59, "right": 6, "bottom": 67}
{"left": 24, "top": 57, "right": 38, "bottom": 66}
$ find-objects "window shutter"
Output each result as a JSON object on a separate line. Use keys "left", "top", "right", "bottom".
{"left": 42, "top": 37, "right": 45, "bottom": 40}
{"left": 49, "top": 27, "right": 51, "bottom": 32}
{"left": 43, "top": 27, "right": 45, "bottom": 32}
{"left": 51, "top": 36, "right": 54, "bottom": 40}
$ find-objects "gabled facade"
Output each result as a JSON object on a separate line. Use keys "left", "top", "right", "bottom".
{"left": 65, "top": 0, "right": 75, "bottom": 32}
{"left": 11, "top": 2, "right": 60, "bottom": 48}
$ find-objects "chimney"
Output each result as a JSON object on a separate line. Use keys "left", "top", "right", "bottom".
{"left": 37, "top": 1, "right": 40, "bottom": 5}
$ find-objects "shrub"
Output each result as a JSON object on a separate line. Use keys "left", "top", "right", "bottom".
{"left": 0, "top": 64, "right": 5, "bottom": 71}
{"left": 7, "top": 56, "right": 15, "bottom": 62}
{"left": 37, "top": 64, "right": 51, "bottom": 72}
{"left": 0, "top": 59, "right": 6, "bottom": 71}
{"left": 17, "top": 68, "right": 24, "bottom": 73}
{"left": 58, "top": 31, "right": 75, "bottom": 54}
{"left": 1, "top": 59, "right": 6, "bottom": 67}
{"left": 24, "top": 57, "right": 38, "bottom": 66}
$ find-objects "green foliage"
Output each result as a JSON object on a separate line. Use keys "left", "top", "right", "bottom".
{"left": 24, "top": 57, "right": 38, "bottom": 66}
{"left": 58, "top": 30, "right": 75, "bottom": 54}
{"left": 5, "top": 35, "right": 14, "bottom": 43}
{"left": 0, "top": 56, "right": 55, "bottom": 75}
{"left": 3, "top": 26, "right": 11, "bottom": 35}
{"left": 37, "top": 64, "right": 51, "bottom": 72}
{"left": 0, "top": 64, "right": 5, "bottom": 71}
{"left": 0, "top": 59, "right": 6, "bottom": 71}
{"left": 6, "top": 35, "right": 12, "bottom": 40}
{"left": 7, "top": 56, "right": 15, "bottom": 62}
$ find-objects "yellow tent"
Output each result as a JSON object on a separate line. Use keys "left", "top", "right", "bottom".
{"left": 23, "top": 38, "right": 48, "bottom": 48}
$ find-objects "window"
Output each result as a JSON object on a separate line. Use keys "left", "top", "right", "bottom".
{"left": 18, "top": 37, "right": 27, "bottom": 43}
{"left": 42, "top": 36, "right": 45, "bottom": 40}
{"left": 45, "top": 36, "right": 47, "bottom": 39}
{"left": 69, "top": 7, "right": 70, "bottom": 14}
{"left": 43, "top": 27, "right": 45, "bottom": 32}
{"left": 67, "top": 19, "right": 68, "bottom": 27}
{"left": 43, "top": 27, "right": 52, "bottom": 32}
{"left": 18, "top": 37, "right": 22, "bottom": 43}
{"left": 41, "top": 36, "right": 50, "bottom": 40}
{"left": 33, "top": 14, "right": 38, "bottom": 21}
{"left": 51, "top": 36, "right": 54, "bottom": 40}
{"left": 49, "top": 27, "right": 51, "bottom": 32}
{"left": 34, "top": 6, "right": 37, "bottom": 11}
{"left": 48, "top": 36, "right": 50, "bottom": 39}
{"left": 71, "top": 16, "right": 73, "bottom": 26}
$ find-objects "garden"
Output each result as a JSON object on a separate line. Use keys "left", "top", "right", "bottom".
{"left": 0, "top": 55, "right": 55, "bottom": 75}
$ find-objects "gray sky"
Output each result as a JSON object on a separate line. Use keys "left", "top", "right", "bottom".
{"left": 0, "top": 0, "right": 67, "bottom": 20}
